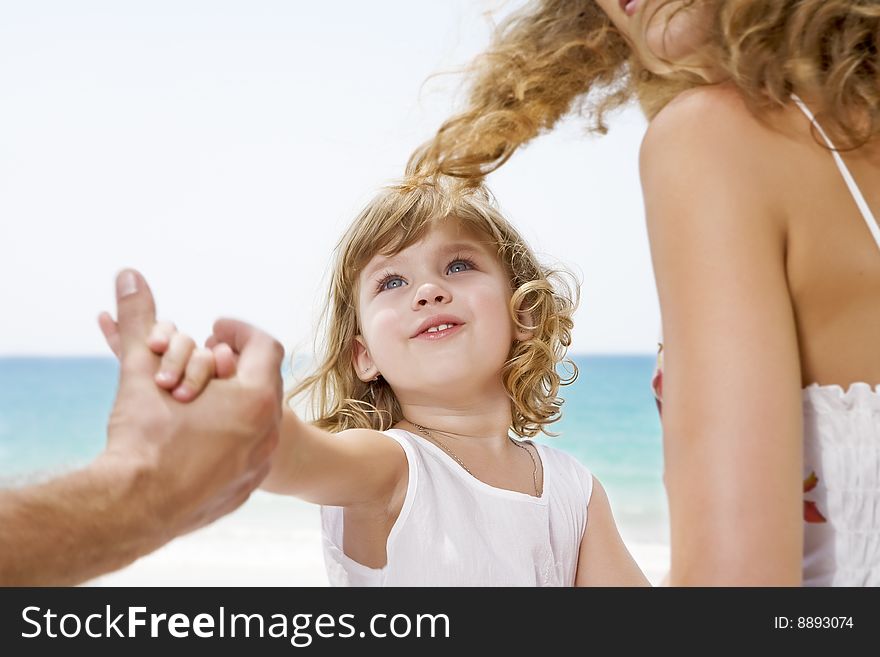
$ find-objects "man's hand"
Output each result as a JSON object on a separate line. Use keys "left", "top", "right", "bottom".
{"left": 97, "top": 269, "right": 283, "bottom": 548}
{"left": 0, "top": 269, "right": 284, "bottom": 586}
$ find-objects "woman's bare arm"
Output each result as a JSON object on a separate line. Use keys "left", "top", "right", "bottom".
{"left": 640, "top": 86, "right": 803, "bottom": 585}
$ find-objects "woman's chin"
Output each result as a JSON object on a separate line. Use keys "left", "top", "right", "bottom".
{"left": 642, "top": 1, "right": 713, "bottom": 69}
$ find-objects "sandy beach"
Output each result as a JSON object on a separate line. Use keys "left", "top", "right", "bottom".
{"left": 87, "top": 492, "right": 670, "bottom": 587}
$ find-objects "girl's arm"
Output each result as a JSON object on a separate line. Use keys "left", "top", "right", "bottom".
{"left": 575, "top": 477, "right": 651, "bottom": 586}
{"left": 640, "top": 85, "right": 803, "bottom": 585}
{"left": 125, "top": 322, "right": 408, "bottom": 511}
{"left": 260, "top": 407, "right": 408, "bottom": 509}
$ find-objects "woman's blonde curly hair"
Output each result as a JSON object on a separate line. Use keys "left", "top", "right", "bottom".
{"left": 409, "top": 0, "right": 880, "bottom": 179}
{"left": 287, "top": 177, "right": 579, "bottom": 438}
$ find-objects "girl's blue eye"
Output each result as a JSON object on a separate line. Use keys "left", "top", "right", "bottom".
{"left": 447, "top": 259, "right": 473, "bottom": 274}
{"left": 377, "top": 276, "right": 405, "bottom": 292}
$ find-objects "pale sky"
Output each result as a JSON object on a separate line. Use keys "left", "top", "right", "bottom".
{"left": 0, "top": 0, "right": 657, "bottom": 356}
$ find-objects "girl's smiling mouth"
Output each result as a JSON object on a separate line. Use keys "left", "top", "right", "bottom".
{"left": 413, "top": 323, "right": 465, "bottom": 341}
{"left": 411, "top": 314, "right": 466, "bottom": 339}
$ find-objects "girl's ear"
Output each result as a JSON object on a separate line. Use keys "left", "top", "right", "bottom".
{"left": 514, "top": 306, "right": 535, "bottom": 342}
{"left": 352, "top": 335, "right": 379, "bottom": 382}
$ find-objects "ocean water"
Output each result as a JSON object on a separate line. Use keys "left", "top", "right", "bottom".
{"left": 539, "top": 355, "right": 667, "bottom": 543}
{"left": 0, "top": 355, "right": 667, "bottom": 544}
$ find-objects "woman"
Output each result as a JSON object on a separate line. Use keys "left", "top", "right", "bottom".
{"left": 409, "top": 0, "right": 880, "bottom": 585}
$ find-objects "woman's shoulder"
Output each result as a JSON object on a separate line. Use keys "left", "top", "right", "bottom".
{"left": 650, "top": 83, "right": 759, "bottom": 135}
{"left": 640, "top": 82, "right": 781, "bottom": 170}
{"left": 639, "top": 82, "right": 790, "bottom": 235}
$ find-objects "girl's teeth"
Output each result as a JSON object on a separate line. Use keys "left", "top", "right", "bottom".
{"left": 426, "top": 324, "right": 453, "bottom": 333}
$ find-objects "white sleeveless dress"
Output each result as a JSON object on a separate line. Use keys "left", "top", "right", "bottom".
{"left": 320, "top": 428, "right": 594, "bottom": 586}
{"left": 791, "top": 95, "right": 880, "bottom": 586}
{"left": 651, "top": 96, "right": 880, "bottom": 585}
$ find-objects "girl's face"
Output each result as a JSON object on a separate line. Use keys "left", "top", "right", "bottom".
{"left": 594, "top": 0, "right": 713, "bottom": 73}
{"left": 354, "top": 220, "right": 522, "bottom": 403}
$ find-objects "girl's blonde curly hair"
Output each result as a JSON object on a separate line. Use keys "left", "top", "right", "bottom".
{"left": 408, "top": 0, "right": 880, "bottom": 180}
{"left": 287, "top": 177, "right": 579, "bottom": 438}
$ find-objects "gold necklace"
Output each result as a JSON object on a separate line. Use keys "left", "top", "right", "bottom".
{"left": 409, "top": 422, "right": 541, "bottom": 497}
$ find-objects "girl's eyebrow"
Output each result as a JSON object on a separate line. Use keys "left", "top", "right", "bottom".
{"left": 436, "top": 241, "right": 487, "bottom": 257}
{"left": 362, "top": 241, "right": 487, "bottom": 280}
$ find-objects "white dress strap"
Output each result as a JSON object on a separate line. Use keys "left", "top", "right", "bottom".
{"left": 791, "top": 93, "right": 880, "bottom": 254}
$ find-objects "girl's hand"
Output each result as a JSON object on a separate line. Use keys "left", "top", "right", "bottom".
{"left": 98, "top": 313, "right": 238, "bottom": 402}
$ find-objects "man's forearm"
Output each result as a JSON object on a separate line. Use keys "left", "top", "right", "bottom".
{"left": 0, "top": 456, "right": 162, "bottom": 586}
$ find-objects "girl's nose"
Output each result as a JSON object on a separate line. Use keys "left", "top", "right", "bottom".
{"left": 413, "top": 282, "right": 451, "bottom": 308}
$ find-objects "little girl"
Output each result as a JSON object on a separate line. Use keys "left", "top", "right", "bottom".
{"left": 114, "top": 178, "right": 649, "bottom": 586}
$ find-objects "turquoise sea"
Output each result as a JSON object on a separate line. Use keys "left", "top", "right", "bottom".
{"left": 0, "top": 355, "right": 668, "bottom": 544}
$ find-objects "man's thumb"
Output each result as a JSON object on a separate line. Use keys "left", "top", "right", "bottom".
{"left": 115, "top": 269, "right": 157, "bottom": 357}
